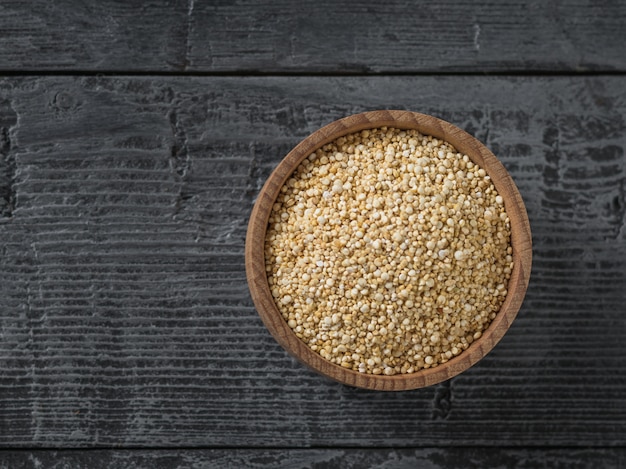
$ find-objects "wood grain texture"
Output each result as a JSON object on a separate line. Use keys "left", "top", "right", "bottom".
{"left": 0, "top": 0, "right": 625, "bottom": 72}
{"left": 246, "top": 110, "right": 532, "bottom": 390}
{"left": 1, "top": 448, "right": 625, "bottom": 469}
{"left": 0, "top": 1, "right": 190, "bottom": 72}
{"left": 0, "top": 76, "right": 624, "bottom": 446}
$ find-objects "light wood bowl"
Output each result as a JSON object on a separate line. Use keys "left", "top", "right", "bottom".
{"left": 246, "top": 110, "right": 532, "bottom": 391}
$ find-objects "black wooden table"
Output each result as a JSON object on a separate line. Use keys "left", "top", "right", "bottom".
{"left": 1, "top": 1, "right": 625, "bottom": 467}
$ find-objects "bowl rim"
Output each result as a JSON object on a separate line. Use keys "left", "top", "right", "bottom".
{"left": 245, "top": 110, "right": 532, "bottom": 391}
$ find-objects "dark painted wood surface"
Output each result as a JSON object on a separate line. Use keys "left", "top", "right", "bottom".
{"left": 1, "top": 0, "right": 625, "bottom": 467}
{"left": 1, "top": 448, "right": 625, "bottom": 468}
{"left": 1, "top": 0, "right": 625, "bottom": 72}
{"left": 0, "top": 76, "right": 624, "bottom": 450}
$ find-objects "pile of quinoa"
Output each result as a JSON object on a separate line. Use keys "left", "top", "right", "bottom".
{"left": 265, "top": 127, "right": 513, "bottom": 375}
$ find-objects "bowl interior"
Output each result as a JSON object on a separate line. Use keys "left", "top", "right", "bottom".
{"left": 245, "top": 110, "right": 532, "bottom": 391}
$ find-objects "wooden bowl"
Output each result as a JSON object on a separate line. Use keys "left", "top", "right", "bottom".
{"left": 246, "top": 110, "right": 532, "bottom": 391}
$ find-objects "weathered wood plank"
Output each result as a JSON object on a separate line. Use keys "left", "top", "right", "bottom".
{"left": 0, "top": 76, "right": 624, "bottom": 447}
{"left": 0, "top": 0, "right": 625, "bottom": 72}
{"left": 1, "top": 448, "right": 624, "bottom": 469}
{"left": 0, "top": 1, "right": 190, "bottom": 72}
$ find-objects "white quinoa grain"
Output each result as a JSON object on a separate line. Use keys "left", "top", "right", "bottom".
{"left": 265, "top": 127, "right": 513, "bottom": 375}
